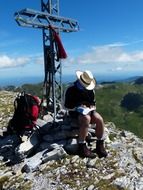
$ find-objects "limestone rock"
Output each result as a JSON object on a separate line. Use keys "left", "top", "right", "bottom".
{"left": 15, "top": 131, "right": 40, "bottom": 159}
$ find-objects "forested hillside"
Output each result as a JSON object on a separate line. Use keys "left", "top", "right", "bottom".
{"left": 95, "top": 82, "right": 143, "bottom": 139}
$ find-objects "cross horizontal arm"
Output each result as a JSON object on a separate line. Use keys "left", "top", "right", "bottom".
{"left": 14, "top": 8, "right": 79, "bottom": 32}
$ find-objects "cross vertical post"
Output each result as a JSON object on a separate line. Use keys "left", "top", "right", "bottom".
{"left": 14, "top": 0, "right": 79, "bottom": 121}
{"left": 41, "top": 0, "right": 60, "bottom": 120}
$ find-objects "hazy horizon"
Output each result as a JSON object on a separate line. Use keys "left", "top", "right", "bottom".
{"left": 0, "top": 72, "right": 142, "bottom": 87}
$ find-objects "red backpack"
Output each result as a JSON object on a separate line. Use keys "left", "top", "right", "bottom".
{"left": 8, "top": 92, "right": 40, "bottom": 135}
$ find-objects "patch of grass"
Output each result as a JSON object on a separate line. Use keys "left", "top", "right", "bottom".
{"left": 4, "top": 176, "right": 32, "bottom": 190}
{"left": 0, "top": 176, "right": 9, "bottom": 189}
{"left": 109, "top": 133, "right": 117, "bottom": 141}
{"left": 132, "top": 149, "right": 143, "bottom": 165}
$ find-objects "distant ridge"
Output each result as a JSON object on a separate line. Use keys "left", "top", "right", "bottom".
{"left": 99, "top": 75, "right": 143, "bottom": 84}
{"left": 1, "top": 75, "right": 143, "bottom": 87}
{"left": 123, "top": 75, "right": 143, "bottom": 82}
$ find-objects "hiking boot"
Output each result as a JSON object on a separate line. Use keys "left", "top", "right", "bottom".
{"left": 86, "top": 136, "right": 96, "bottom": 146}
{"left": 78, "top": 143, "right": 96, "bottom": 158}
{"left": 93, "top": 140, "right": 108, "bottom": 158}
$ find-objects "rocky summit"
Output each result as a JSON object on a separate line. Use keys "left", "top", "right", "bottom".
{"left": 0, "top": 91, "right": 143, "bottom": 190}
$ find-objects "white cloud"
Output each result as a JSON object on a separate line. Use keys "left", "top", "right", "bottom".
{"left": 34, "top": 56, "right": 44, "bottom": 65}
{"left": 68, "top": 44, "right": 143, "bottom": 65}
{"left": 0, "top": 53, "right": 45, "bottom": 69}
{"left": 132, "top": 51, "right": 143, "bottom": 62}
{"left": 1, "top": 41, "right": 143, "bottom": 74}
{"left": 0, "top": 55, "right": 30, "bottom": 69}
{"left": 111, "top": 67, "right": 123, "bottom": 71}
{"left": 101, "top": 42, "right": 127, "bottom": 47}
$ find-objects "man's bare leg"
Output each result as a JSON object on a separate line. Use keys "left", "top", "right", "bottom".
{"left": 91, "top": 112, "right": 108, "bottom": 158}
{"left": 77, "top": 114, "right": 96, "bottom": 158}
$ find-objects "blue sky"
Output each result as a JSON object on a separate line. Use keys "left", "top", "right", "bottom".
{"left": 0, "top": 0, "right": 143, "bottom": 83}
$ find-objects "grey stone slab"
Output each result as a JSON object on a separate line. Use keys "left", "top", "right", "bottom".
{"left": 22, "top": 151, "right": 44, "bottom": 173}
{"left": 42, "top": 147, "right": 67, "bottom": 163}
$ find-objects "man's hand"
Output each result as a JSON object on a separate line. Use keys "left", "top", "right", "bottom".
{"left": 90, "top": 105, "right": 96, "bottom": 110}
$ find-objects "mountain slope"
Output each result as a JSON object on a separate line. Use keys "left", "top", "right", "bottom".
{"left": 95, "top": 82, "right": 143, "bottom": 139}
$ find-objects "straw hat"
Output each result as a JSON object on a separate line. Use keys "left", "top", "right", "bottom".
{"left": 76, "top": 70, "right": 96, "bottom": 90}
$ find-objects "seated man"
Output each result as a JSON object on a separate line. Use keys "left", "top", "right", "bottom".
{"left": 64, "top": 70, "right": 108, "bottom": 158}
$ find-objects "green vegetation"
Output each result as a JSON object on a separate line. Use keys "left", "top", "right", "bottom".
{"left": 0, "top": 83, "right": 43, "bottom": 98}
{"left": 1, "top": 79, "right": 143, "bottom": 139}
{"left": 96, "top": 82, "right": 143, "bottom": 139}
{"left": 16, "top": 82, "right": 43, "bottom": 98}
{"left": 15, "top": 82, "right": 143, "bottom": 140}
{"left": 121, "top": 92, "right": 143, "bottom": 110}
